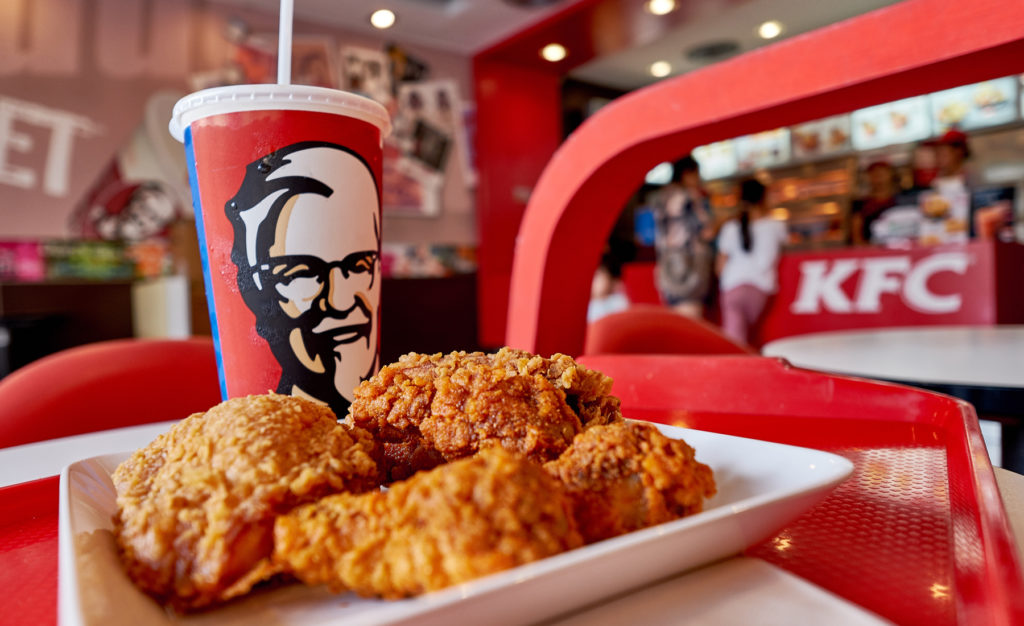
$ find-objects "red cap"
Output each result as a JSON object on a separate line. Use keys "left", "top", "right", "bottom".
{"left": 938, "top": 129, "right": 970, "bottom": 156}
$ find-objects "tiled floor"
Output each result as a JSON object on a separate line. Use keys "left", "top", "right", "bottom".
{"left": 981, "top": 419, "right": 1003, "bottom": 467}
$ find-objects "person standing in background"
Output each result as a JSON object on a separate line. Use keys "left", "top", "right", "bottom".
{"left": 850, "top": 161, "right": 898, "bottom": 245}
{"left": 934, "top": 129, "right": 971, "bottom": 182}
{"left": 930, "top": 128, "right": 973, "bottom": 239}
{"left": 651, "top": 155, "right": 713, "bottom": 318}
{"left": 716, "top": 178, "right": 788, "bottom": 346}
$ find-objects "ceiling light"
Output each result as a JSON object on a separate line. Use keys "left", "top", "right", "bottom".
{"left": 370, "top": 9, "right": 396, "bottom": 29}
{"left": 645, "top": 0, "right": 676, "bottom": 15}
{"left": 541, "top": 43, "right": 567, "bottom": 62}
{"left": 758, "top": 20, "right": 783, "bottom": 39}
{"left": 649, "top": 61, "right": 672, "bottom": 78}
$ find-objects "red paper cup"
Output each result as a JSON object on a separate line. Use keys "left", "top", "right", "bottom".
{"left": 169, "top": 85, "right": 391, "bottom": 418}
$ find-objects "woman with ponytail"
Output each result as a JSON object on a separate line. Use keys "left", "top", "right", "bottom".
{"left": 715, "top": 178, "right": 788, "bottom": 345}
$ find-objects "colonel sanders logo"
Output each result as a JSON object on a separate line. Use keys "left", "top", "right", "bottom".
{"left": 225, "top": 142, "right": 381, "bottom": 415}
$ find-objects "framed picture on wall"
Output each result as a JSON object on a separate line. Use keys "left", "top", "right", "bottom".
{"left": 411, "top": 120, "right": 451, "bottom": 172}
{"left": 396, "top": 80, "right": 476, "bottom": 187}
{"left": 340, "top": 46, "right": 393, "bottom": 107}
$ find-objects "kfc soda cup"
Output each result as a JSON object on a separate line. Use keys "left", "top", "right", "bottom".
{"left": 169, "top": 84, "right": 391, "bottom": 418}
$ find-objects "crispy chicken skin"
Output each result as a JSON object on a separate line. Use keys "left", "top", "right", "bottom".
{"left": 273, "top": 447, "right": 584, "bottom": 599}
{"left": 490, "top": 348, "right": 623, "bottom": 428}
{"left": 347, "top": 348, "right": 622, "bottom": 482}
{"left": 544, "top": 421, "right": 717, "bottom": 544}
{"left": 112, "top": 393, "right": 379, "bottom": 611}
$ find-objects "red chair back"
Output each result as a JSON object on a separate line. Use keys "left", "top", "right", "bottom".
{"left": 0, "top": 338, "right": 221, "bottom": 448}
{"left": 585, "top": 305, "right": 753, "bottom": 356}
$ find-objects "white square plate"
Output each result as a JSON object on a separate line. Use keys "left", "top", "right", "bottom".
{"left": 59, "top": 425, "right": 855, "bottom": 626}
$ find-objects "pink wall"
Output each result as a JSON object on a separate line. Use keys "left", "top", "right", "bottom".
{"left": 0, "top": 0, "right": 193, "bottom": 237}
{"left": 0, "top": 0, "right": 475, "bottom": 246}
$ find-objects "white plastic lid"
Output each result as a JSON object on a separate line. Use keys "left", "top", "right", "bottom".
{"left": 168, "top": 84, "right": 392, "bottom": 143}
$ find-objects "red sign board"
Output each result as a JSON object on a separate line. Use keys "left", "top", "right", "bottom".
{"left": 620, "top": 241, "right": 1024, "bottom": 347}
{"left": 757, "top": 240, "right": 1024, "bottom": 344}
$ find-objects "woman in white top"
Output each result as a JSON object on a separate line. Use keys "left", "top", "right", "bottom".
{"left": 716, "top": 179, "right": 788, "bottom": 345}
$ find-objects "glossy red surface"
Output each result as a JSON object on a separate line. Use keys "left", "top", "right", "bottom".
{"left": 580, "top": 354, "right": 1024, "bottom": 624}
{"left": 472, "top": 57, "right": 563, "bottom": 347}
{"left": 0, "top": 477, "right": 58, "bottom": 626}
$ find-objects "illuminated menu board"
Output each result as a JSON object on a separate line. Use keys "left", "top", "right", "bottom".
{"left": 690, "top": 74, "right": 1023, "bottom": 179}
{"left": 930, "top": 77, "right": 1018, "bottom": 132}
{"left": 735, "top": 128, "right": 791, "bottom": 171}
{"left": 693, "top": 140, "right": 738, "bottom": 180}
{"left": 851, "top": 96, "right": 932, "bottom": 150}
{"left": 791, "top": 115, "right": 852, "bottom": 160}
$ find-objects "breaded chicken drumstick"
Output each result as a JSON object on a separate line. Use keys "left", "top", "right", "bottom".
{"left": 273, "top": 447, "right": 583, "bottom": 598}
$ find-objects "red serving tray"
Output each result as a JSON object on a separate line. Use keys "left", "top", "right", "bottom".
{"left": 579, "top": 355, "right": 1024, "bottom": 625}
{"left": 1, "top": 355, "right": 1021, "bottom": 625}
{"left": 0, "top": 476, "right": 59, "bottom": 626}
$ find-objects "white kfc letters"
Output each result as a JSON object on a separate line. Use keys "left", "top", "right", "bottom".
{"left": 791, "top": 252, "right": 970, "bottom": 315}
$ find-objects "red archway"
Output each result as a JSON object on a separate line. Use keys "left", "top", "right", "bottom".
{"left": 506, "top": 0, "right": 1024, "bottom": 356}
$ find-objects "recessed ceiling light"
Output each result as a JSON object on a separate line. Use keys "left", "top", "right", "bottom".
{"left": 645, "top": 0, "right": 676, "bottom": 15}
{"left": 370, "top": 9, "right": 396, "bottom": 29}
{"left": 758, "top": 20, "right": 783, "bottom": 39}
{"left": 649, "top": 61, "right": 672, "bottom": 78}
{"left": 541, "top": 43, "right": 567, "bottom": 62}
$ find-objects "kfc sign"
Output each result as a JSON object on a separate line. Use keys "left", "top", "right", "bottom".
{"left": 791, "top": 252, "right": 971, "bottom": 315}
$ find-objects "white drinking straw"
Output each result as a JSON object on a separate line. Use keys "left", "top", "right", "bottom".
{"left": 277, "top": 0, "right": 293, "bottom": 84}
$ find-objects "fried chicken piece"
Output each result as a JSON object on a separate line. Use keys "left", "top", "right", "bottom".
{"left": 423, "top": 366, "right": 581, "bottom": 462}
{"left": 112, "top": 393, "right": 379, "bottom": 611}
{"left": 490, "top": 348, "right": 623, "bottom": 428}
{"left": 348, "top": 348, "right": 621, "bottom": 481}
{"left": 273, "top": 447, "right": 583, "bottom": 599}
{"left": 544, "top": 421, "right": 716, "bottom": 544}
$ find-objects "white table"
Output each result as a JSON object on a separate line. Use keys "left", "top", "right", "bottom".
{"left": 762, "top": 325, "right": 1024, "bottom": 472}
{"left": 0, "top": 422, "right": 177, "bottom": 488}
{"left": 761, "top": 326, "right": 1024, "bottom": 387}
